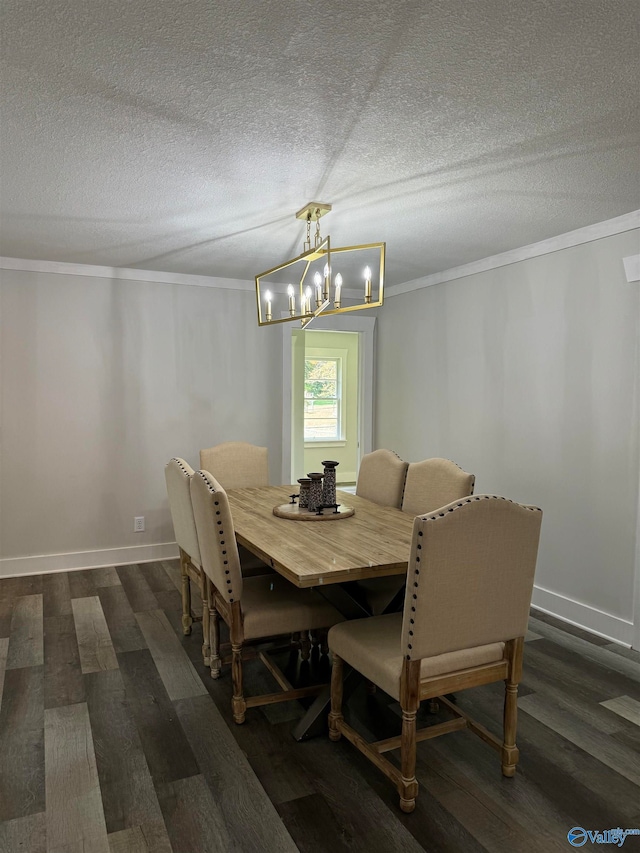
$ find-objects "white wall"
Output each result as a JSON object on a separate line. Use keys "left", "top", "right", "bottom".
{"left": 375, "top": 229, "right": 640, "bottom": 645}
{"left": 0, "top": 268, "right": 283, "bottom": 573}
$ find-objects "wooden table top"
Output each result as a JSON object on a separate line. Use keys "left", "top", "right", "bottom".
{"left": 226, "top": 485, "right": 414, "bottom": 588}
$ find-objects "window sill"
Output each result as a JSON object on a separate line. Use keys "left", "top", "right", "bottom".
{"left": 304, "top": 440, "right": 347, "bottom": 448}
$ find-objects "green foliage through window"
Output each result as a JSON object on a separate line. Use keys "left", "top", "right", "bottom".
{"left": 304, "top": 357, "right": 342, "bottom": 440}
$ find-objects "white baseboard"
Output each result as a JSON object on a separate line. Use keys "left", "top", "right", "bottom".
{"left": 0, "top": 542, "right": 179, "bottom": 578}
{"left": 1, "top": 547, "right": 635, "bottom": 648}
{"left": 532, "top": 584, "right": 634, "bottom": 647}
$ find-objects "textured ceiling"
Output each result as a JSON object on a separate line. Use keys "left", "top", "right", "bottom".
{"left": 1, "top": 0, "right": 639, "bottom": 286}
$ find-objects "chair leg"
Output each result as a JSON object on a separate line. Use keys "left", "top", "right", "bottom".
{"left": 231, "top": 642, "right": 246, "bottom": 724}
{"left": 200, "top": 574, "right": 210, "bottom": 666}
{"left": 180, "top": 556, "right": 192, "bottom": 636}
{"left": 328, "top": 653, "right": 344, "bottom": 741}
{"left": 300, "top": 630, "right": 311, "bottom": 661}
{"left": 209, "top": 605, "right": 221, "bottom": 680}
{"left": 502, "top": 678, "right": 520, "bottom": 777}
{"left": 320, "top": 628, "right": 329, "bottom": 656}
{"left": 399, "top": 709, "right": 419, "bottom": 813}
{"left": 502, "top": 637, "right": 522, "bottom": 777}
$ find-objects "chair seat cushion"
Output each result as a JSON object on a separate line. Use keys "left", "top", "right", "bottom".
{"left": 242, "top": 575, "right": 345, "bottom": 640}
{"left": 328, "top": 614, "right": 505, "bottom": 700}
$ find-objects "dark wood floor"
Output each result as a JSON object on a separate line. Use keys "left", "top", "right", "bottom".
{"left": 1, "top": 562, "right": 639, "bottom": 852}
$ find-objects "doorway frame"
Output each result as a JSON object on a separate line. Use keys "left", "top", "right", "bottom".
{"left": 281, "top": 315, "right": 376, "bottom": 485}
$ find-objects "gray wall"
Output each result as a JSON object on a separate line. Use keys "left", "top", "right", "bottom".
{"left": 375, "top": 230, "right": 639, "bottom": 639}
{"left": 0, "top": 269, "right": 283, "bottom": 563}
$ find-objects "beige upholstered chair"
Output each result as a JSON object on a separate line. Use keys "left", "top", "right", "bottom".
{"left": 164, "top": 458, "right": 210, "bottom": 664}
{"left": 402, "top": 457, "right": 475, "bottom": 516}
{"left": 360, "top": 456, "right": 476, "bottom": 615}
{"left": 199, "top": 441, "right": 269, "bottom": 489}
{"left": 190, "top": 470, "right": 346, "bottom": 724}
{"left": 199, "top": 441, "right": 270, "bottom": 577}
{"left": 356, "top": 449, "right": 408, "bottom": 508}
{"left": 328, "top": 495, "right": 542, "bottom": 813}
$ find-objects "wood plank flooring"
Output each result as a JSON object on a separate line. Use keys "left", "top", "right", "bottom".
{"left": 1, "top": 563, "right": 639, "bottom": 852}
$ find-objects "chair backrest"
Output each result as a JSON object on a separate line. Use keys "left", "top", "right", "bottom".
{"left": 190, "top": 470, "right": 243, "bottom": 604}
{"left": 164, "top": 458, "right": 201, "bottom": 567}
{"left": 356, "top": 449, "right": 408, "bottom": 508}
{"left": 401, "top": 457, "right": 475, "bottom": 516}
{"left": 199, "top": 442, "right": 269, "bottom": 489}
{"left": 402, "top": 495, "right": 542, "bottom": 661}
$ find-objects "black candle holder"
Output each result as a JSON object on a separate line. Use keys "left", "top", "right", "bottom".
{"left": 307, "top": 473, "right": 324, "bottom": 513}
{"left": 321, "top": 460, "right": 339, "bottom": 507}
{"left": 297, "top": 477, "right": 311, "bottom": 509}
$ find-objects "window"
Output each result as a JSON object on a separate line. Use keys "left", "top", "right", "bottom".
{"left": 304, "top": 356, "right": 342, "bottom": 441}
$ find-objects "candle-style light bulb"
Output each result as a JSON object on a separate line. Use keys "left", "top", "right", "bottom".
{"left": 287, "top": 283, "right": 296, "bottom": 316}
{"left": 314, "top": 270, "right": 322, "bottom": 307}
{"left": 323, "top": 263, "right": 330, "bottom": 301}
{"left": 304, "top": 285, "right": 312, "bottom": 315}
{"left": 364, "top": 265, "right": 372, "bottom": 302}
{"left": 334, "top": 272, "right": 342, "bottom": 309}
{"left": 265, "top": 289, "right": 272, "bottom": 321}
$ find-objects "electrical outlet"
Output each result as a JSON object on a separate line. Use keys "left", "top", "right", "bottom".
{"left": 134, "top": 516, "right": 145, "bottom": 532}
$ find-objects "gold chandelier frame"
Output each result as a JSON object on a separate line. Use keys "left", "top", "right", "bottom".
{"left": 255, "top": 202, "right": 385, "bottom": 328}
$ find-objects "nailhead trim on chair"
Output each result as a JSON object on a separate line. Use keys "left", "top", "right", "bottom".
{"left": 420, "top": 494, "right": 542, "bottom": 523}
{"left": 405, "top": 496, "right": 542, "bottom": 658}
{"left": 385, "top": 449, "right": 409, "bottom": 505}
{"left": 168, "top": 457, "right": 192, "bottom": 478}
{"left": 196, "top": 470, "right": 236, "bottom": 603}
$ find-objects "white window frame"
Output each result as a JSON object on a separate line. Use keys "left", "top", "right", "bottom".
{"left": 303, "top": 354, "right": 344, "bottom": 443}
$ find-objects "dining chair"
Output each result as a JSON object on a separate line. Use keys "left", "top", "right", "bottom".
{"left": 164, "top": 458, "right": 210, "bottom": 665}
{"left": 190, "top": 470, "right": 346, "bottom": 724}
{"left": 199, "top": 441, "right": 269, "bottom": 489}
{"left": 402, "top": 457, "right": 475, "bottom": 516}
{"left": 199, "top": 441, "right": 270, "bottom": 578}
{"left": 356, "top": 449, "right": 408, "bottom": 508}
{"left": 359, "top": 456, "right": 476, "bottom": 615}
{"left": 328, "top": 494, "right": 542, "bottom": 813}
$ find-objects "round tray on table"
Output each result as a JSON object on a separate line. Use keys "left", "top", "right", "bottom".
{"left": 272, "top": 503, "right": 355, "bottom": 521}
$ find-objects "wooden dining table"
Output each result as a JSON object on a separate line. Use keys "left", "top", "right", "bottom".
{"left": 226, "top": 484, "right": 415, "bottom": 739}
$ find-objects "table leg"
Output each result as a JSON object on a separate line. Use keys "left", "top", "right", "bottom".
{"left": 292, "top": 664, "right": 360, "bottom": 741}
{"left": 293, "top": 583, "right": 372, "bottom": 740}
{"left": 382, "top": 583, "right": 406, "bottom": 615}
{"left": 314, "top": 581, "right": 372, "bottom": 620}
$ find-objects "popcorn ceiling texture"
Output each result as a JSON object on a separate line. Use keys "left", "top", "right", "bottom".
{"left": 1, "top": 0, "right": 638, "bottom": 283}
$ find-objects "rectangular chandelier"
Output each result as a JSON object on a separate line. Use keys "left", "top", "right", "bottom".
{"left": 255, "top": 202, "right": 385, "bottom": 328}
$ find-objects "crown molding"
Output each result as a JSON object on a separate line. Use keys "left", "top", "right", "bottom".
{"left": 0, "top": 256, "right": 254, "bottom": 291}
{"left": 2, "top": 209, "right": 638, "bottom": 295}
{"left": 386, "top": 210, "right": 640, "bottom": 298}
